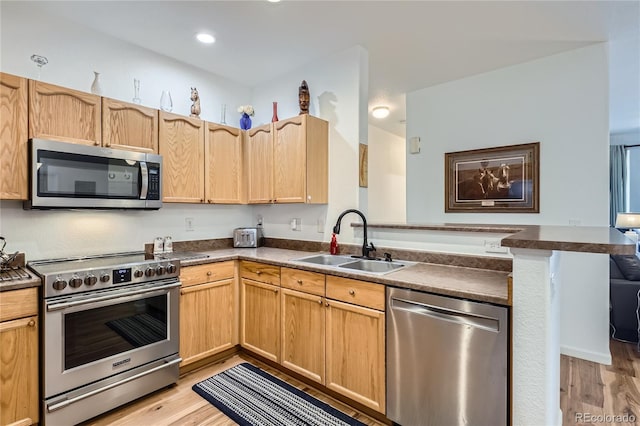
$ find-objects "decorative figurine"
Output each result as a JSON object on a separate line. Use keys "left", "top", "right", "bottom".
{"left": 190, "top": 87, "right": 201, "bottom": 118}
{"left": 298, "top": 80, "right": 310, "bottom": 115}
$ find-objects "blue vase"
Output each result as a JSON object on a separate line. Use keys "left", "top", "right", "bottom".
{"left": 240, "top": 113, "right": 252, "bottom": 130}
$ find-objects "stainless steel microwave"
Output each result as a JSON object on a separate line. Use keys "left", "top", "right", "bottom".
{"left": 25, "top": 139, "right": 162, "bottom": 210}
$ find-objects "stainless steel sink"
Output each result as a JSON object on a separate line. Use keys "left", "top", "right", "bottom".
{"left": 339, "top": 259, "right": 407, "bottom": 274}
{"left": 292, "top": 254, "right": 411, "bottom": 275}
{"left": 291, "top": 254, "right": 355, "bottom": 266}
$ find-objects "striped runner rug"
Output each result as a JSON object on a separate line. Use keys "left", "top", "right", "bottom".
{"left": 192, "top": 362, "right": 366, "bottom": 426}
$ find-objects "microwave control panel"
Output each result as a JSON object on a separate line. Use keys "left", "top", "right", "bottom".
{"left": 147, "top": 164, "right": 160, "bottom": 200}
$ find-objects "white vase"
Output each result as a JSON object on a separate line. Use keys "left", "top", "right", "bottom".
{"left": 90, "top": 71, "right": 102, "bottom": 95}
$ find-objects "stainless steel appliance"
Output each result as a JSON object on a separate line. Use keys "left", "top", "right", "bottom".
{"left": 233, "top": 227, "right": 264, "bottom": 248}
{"left": 25, "top": 139, "right": 162, "bottom": 210}
{"left": 29, "top": 252, "right": 182, "bottom": 426}
{"left": 387, "top": 287, "right": 509, "bottom": 426}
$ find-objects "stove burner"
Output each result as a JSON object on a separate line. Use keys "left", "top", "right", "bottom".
{"left": 0, "top": 266, "right": 31, "bottom": 282}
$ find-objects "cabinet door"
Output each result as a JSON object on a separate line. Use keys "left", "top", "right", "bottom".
{"left": 204, "top": 123, "right": 244, "bottom": 204}
{"left": 326, "top": 300, "right": 386, "bottom": 413}
{"left": 245, "top": 124, "right": 273, "bottom": 203}
{"left": 240, "top": 278, "right": 280, "bottom": 362}
{"left": 180, "top": 279, "right": 235, "bottom": 366}
{"left": 281, "top": 288, "right": 325, "bottom": 384}
{"left": 102, "top": 98, "right": 159, "bottom": 153}
{"left": 273, "top": 116, "right": 306, "bottom": 203}
{"left": 159, "top": 111, "right": 205, "bottom": 203}
{"left": 29, "top": 80, "right": 101, "bottom": 146}
{"left": 0, "top": 73, "right": 28, "bottom": 200}
{"left": 0, "top": 316, "right": 38, "bottom": 425}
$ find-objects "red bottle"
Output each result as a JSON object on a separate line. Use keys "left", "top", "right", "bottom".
{"left": 330, "top": 233, "right": 339, "bottom": 255}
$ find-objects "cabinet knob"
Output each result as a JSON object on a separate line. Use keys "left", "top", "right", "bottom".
{"left": 297, "top": 279, "right": 303, "bottom": 284}
{"left": 94, "top": 141, "right": 100, "bottom": 146}
{"left": 105, "top": 142, "right": 111, "bottom": 147}
{"left": 349, "top": 289, "right": 355, "bottom": 296}
{"left": 325, "top": 302, "right": 330, "bottom": 307}
{"left": 256, "top": 270, "right": 262, "bottom": 275}
{"left": 28, "top": 319, "right": 35, "bottom": 327}
{"left": 206, "top": 271, "right": 212, "bottom": 276}
{"left": 274, "top": 288, "right": 279, "bottom": 294}
{"left": 318, "top": 299, "right": 323, "bottom": 305}
{"left": 307, "top": 195, "right": 311, "bottom": 201}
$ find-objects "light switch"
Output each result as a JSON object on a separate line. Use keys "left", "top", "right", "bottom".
{"left": 409, "top": 136, "right": 421, "bottom": 154}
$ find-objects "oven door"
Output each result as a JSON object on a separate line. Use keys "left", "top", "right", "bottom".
{"left": 43, "top": 279, "right": 180, "bottom": 398}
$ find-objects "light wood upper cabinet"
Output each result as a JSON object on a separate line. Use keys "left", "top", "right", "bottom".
{"left": 205, "top": 123, "right": 245, "bottom": 204}
{"left": 0, "top": 288, "right": 39, "bottom": 426}
{"left": 273, "top": 115, "right": 328, "bottom": 204}
{"left": 326, "top": 299, "right": 386, "bottom": 413}
{"left": 29, "top": 80, "right": 101, "bottom": 146}
{"left": 0, "top": 73, "right": 28, "bottom": 200}
{"left": 245, "top": 124, "right": 273, "bottom": 204}
{"left": 281, "top": 288, "right": 325, "bottom": 384}
{"left": 159, "top": 111, "right": 205, "bottom": 203}
{"left": 102, "top": 98, "right": 159, "bottom": 153}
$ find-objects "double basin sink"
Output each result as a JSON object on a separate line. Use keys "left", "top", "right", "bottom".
{"left": 291, "top": 254, "right": 411, "bottom": 275}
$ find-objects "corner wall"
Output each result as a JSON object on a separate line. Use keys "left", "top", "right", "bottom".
{"left": 405, "top": 44, "right": 611, "bottom": 362}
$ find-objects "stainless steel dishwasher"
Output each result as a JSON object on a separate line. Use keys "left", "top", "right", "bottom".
{"left": 387, "top": 287, "right": 508, "bottom": 426}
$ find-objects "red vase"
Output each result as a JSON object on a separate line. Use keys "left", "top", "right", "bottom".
{"left": 271, "top": 102, "right": 279, "bottom": 122}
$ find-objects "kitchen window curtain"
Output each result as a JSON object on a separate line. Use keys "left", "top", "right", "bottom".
{"left": 610, "top": 145, "right": 627, "bottom": 226}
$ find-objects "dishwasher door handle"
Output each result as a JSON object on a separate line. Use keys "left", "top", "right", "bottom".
{"left": 390, "top": 297, "right": 500, "bottom": 332}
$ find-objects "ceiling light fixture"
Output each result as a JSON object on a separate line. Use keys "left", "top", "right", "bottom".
{"left": 268, "top": 0, "right": 281, "bottom": 2}
{"left": 196, "top": 33, "right": 215, "bottom": 44}
{"left": 372, "top": 106, "right": 390, "bottom": 119}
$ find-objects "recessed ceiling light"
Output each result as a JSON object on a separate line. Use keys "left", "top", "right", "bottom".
{"left": 196, "top": 33, "right": 215, "bottom": 44}
{"left": 372, "top": 106, "right": 390, "bottom": 119}
{"left": 268, "top": 0, "right": 281, "bottom": 2}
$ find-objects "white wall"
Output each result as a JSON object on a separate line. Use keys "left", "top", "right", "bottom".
{"left": 0, "top": 2, "right": 253, "bottom": 259}
{"left": 251, "top": 46, "right": 369, "bottom": 245}
{"left": 367, "top": 125, "right": 406, "bottom": 223}
{"left": 405, "top": 44, "right": 611, "bottom": 363}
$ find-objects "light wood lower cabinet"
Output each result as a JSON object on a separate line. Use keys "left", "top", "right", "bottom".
{"left": 281, "top": 288, "right": 325, "bottom": 383}
{"left": 0, "top": 288, "right": 38, "bottom": 426}
{"left": 179, "top": 262, "right": 236, "bottom": 367}
{"left": 325, "top": 299, "right": 386, "bottom": 413}
{"left": 240, "top": 278, "right": 281, "bottom": 363}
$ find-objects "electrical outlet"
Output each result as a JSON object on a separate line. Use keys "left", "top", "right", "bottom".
{"left": 317, "top": 216, "right": 325, "bottom": 233}
{"left": 256, "top": 214, "right": 263, "bottom": 226}
{"left": 185, "top": 217, "right": 194, "bottom": 231}
{"left": 568, "top": 218, "right": 581, "bottom": 226}
{"left": 484, "top": 239, "right": 508, "bottom": 253}
{"left": 290, "top": 218, "right": 301, "bottom": 231}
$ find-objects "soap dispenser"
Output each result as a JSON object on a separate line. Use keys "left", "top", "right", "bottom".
{"left": 330, "top": 233, "right": 339, "bottom": 255}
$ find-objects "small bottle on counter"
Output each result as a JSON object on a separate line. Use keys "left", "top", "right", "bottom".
{"left": 330, "top": 233, "right": 339, "bottom": 255}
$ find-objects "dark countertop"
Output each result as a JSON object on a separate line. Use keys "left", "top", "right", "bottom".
{"left": 0, "top": 274, "right": 41, "bottom": 292}
{"left": 180, "top": 247, "right": 511, "bottom": 306}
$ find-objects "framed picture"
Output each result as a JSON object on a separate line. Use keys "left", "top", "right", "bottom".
{"left": 445, "top": 142, "right": 540, "bottom": 213}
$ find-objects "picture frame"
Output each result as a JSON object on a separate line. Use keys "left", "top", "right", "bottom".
{"left": 445, "top": 142, "right": 540, "bottom": 213}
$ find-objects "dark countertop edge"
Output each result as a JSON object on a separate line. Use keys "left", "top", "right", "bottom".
{"left": 351, "top": 222, "right": 527, "bottom": 234}
{"left": 181, "top": 250, "right": 511, "bottom": 306}
{"left": 353, "top": 222, "right": 635, "bottom": 255}
{"left": 0, "top": 278, "right": 41, "bottom": 292}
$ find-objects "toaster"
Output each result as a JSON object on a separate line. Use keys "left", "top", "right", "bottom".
{"left": 233, "top": 227, "right": 264, "bottom": 248}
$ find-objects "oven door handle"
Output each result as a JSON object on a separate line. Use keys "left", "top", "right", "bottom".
{"left": 46, "top": 281, "right": 181, "bottom": 312}
{"left": 46, "top": 356, "right": 182, "bottom": 413}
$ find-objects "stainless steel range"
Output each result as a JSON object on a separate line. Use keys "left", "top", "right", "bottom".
{"left": 29, "top": 252, "right": 182, "bottom": 426}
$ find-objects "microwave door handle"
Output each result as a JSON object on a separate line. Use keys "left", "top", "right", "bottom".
{"left": 140, "top": 161, "right": 148, "bottom": 200}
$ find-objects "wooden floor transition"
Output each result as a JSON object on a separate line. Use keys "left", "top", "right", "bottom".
{"left": 81, "top": 340, "right": 640, "bottom": 426}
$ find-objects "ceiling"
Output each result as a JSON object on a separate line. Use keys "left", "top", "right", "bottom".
{"left": 26, "top": 1, "right": 640, "bottom": 138}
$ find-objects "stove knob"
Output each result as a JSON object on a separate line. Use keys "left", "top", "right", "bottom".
{"left": 145, "top": 267, "right": 156, "bottom": 277}
{"left": 69, "top": 275, "right": 83, "bottom": 288}
{"left": 100, "top": 273, "right": 110, "bottom": 283}
{"left": 84, "top": 274, "right": 97, "bottom": 286}
{"left": 166, "top": 263, "right": 177, "bottom": 274}
{"left": 156, "top": 265, "right": 166, "bottom": 276}
{"left": 134, "top": 269, "right": 144, "bottom": 278}
{"left": 53, "top": 278, "right": 67, "bottom": 291}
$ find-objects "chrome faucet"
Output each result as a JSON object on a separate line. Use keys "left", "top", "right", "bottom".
{"left": 332, "top": 209, "right": 376, "bottom": 258}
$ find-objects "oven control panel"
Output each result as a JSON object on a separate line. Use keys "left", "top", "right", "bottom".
{"left": 40, "top": 261, "right": 180, "bottom": 298}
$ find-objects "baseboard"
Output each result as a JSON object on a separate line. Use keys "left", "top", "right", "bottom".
{"left": 560, "top": 344, "right": 611, "bottom": 365}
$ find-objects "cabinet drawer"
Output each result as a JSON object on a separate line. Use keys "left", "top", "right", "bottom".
{"left": 180, "top": 261, "right": 234, "bottom": 287}
{"left": 326, "top": 276, "right": 385, "bottom": 311}
{"left": 281, "top": 267, "right": 325, "bottom": 296}
{"left": 240, "top": 261, "right": 280, "bottom": 285}
{"left": 0, "top": 287, "right": 38, "bottom": 322}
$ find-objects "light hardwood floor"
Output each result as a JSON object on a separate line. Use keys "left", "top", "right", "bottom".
{"left": 81, "top": 340, "right": 640, "bottom": 426}
{"left": 561, "top": 339, "right": 640, "bottom": 425}
{"left": 81, "top": 354, "right": 386, "bottom": 426}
